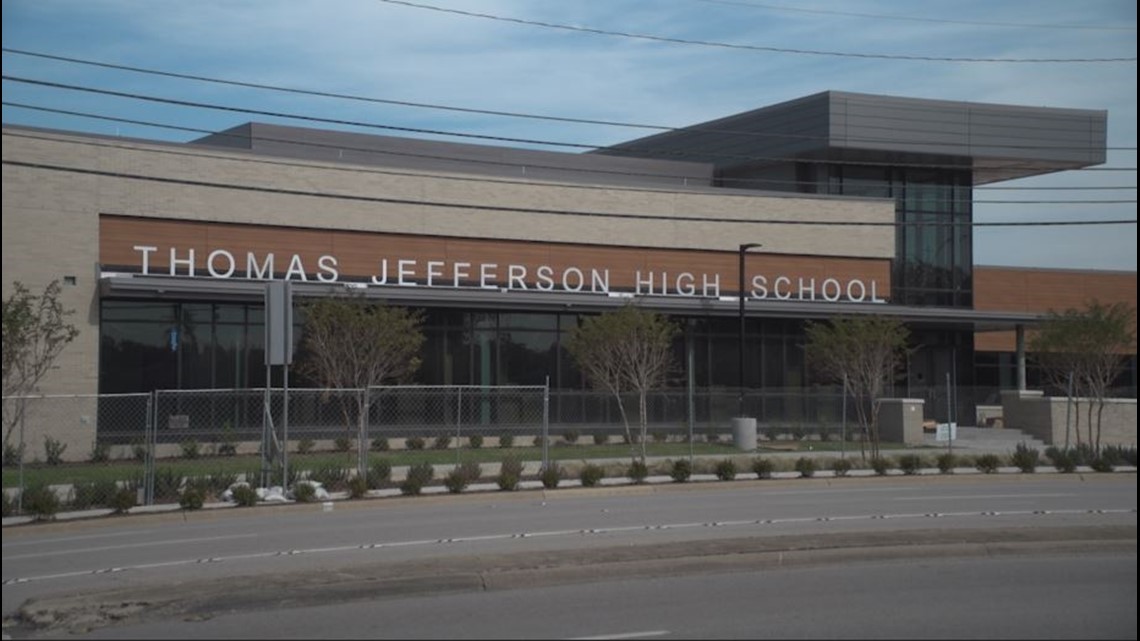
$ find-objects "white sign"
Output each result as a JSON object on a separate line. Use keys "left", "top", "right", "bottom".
{"left": 935, "top": 422, "right": 958, "bottom": 441}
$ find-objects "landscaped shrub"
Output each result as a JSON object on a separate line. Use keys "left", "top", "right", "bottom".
{"left": 367, "top": 459, "right": 393, "bottom": 489}
{"left": 309, "top": 464, "right": 350, "bottom": 492}
{"left": 670, "top": 459, "right": 692, "bottom": 483}
{"left": 652, "top": 431, "right": 669, "bottom": 444}
{"left": 794, "top": 457, "right": 816, "bottom": 478}
{"left": 297, "top": 438, "right": 315, "bottom": 454}
{"left": 44, "top": 436, "right": 67, "bottom": 466}
{"left": 1090, "top": 457, "right": 1114, "bottom": 473}
{"left": 1102, "top": 445, "right": 1136, "bottom": 467}
{"left": 293, "top": 482, "right": 317, "bottom": 503}
{"left": 468, "top": 434, "right": 484, "bottom": 449}
{"left": 627, "top": 459, "right": 649, "bottom": 484}
{"left": 898, "top": 454, "right": 924, "bottom": 475}
{"left": 540, "top": 464, "right": 563, "bottom": 489}
{"left": 21, "top": 484, "right": 60, "bottom": 520}
{"left": 870, "top": 457, "right": 892, "bottom": 476}
{"left": 706, "top": 432, "right": 721, "bottom": 444}
{"left": 334, "top": 436, "right": 353, "bottom": 452}
{"left": 347, "top": 475, "right": 369, "bottom": 499}
{"left": 369, "top": 437, "right": 388, "bottom": 452}
{"left": 179, "top": 487, "right": 205, "bottom": 510}
{"left": 1047, "top": 447, "right": 1076, "bottom": 473}
{"left": 69, "top": 480, "right": 119, "bottom": 510}
{"left": 444, "top": 469, "right": 470, "bottom": 493}
{"left": 580, "top": 463, "right": 605, "bottom": 487}
{"left": 936, "top": 453, "right": 957, "bottom": 474}
{"left": 831, "top": 458, "right": 852, "bottom": 477}
{"left": 231, "top": 484, "right": 259, "bottom": 507}
{"left": 106, "top": 487, "right": 136, "bottom": 514}
{"left": 498, "top": 433, "right": 514, "bottom": 449}
{"left": 562, "top": 429, "right": 580, "bottom": 445}
{"left": 715, "top": 459, "right": 737, "bottom": 481}
{"left": 179, "top": 439, "right": 200, "bottom": 460}
{"left": 88, "top": 441, "right": 111, "bottom": 464}
{"left": 751, "top": 457, "right": 774, "bottom": 479}
{"left": 498, "top": 456, "right": 524, "bottom": 490}
{"left": 3, "top": 442, "right": 24, "bottom": 466}
{"left": 153, "top": 467, "right": 183, "bottom": 502}
{"left": 975, "top": 454, "right": 1002, "bottom": 474}
{"left": 533, "top": 435, "right": 547, "bottom": 448}
{"left": 592, "top": 433, "right": 608, "bottom": 445}
{"left": 1011, "top": 443, "right": 1040, "bottom": 473}
{"left": 433, "top": 435, "right": 452, "bottom": 450}
{"left": 400, "top": 462, "right": 434, "bottom": 496}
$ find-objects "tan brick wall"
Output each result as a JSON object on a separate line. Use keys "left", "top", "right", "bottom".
{"left": 975, "top": 266, "right": 1137, "bottom": 352}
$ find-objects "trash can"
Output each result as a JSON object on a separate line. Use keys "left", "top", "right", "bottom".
{"left": 731, "top": 417, "right": 757, "bottom": 451}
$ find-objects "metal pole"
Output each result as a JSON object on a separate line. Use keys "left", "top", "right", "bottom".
{"left": 1064, "top": 370, "right": 1074, "bottom": 450}
{"left": 543, "top": 376, "right": 550, "bottom": 470}
{"left": 687, "top": 322, "right": 695, "bottom": 465}
{"left": 17, "top": 397, "right": 26, "bottom": 513}
{"left": 945, "top": 372, "right": 953, "bottom": 456}
{"left": 283, "top": 365, "right": 289, "bottom": 490}
{"left": 457, "top": 387, "right": 463, "bottom": 466}
{"left": 841, "top": 374, "right": 847, "bottom": 460}
{"left": 737, "top": 243, "right": 761, "bottom": 418}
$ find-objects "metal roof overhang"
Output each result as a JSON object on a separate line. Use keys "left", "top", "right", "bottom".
{"left": 99, "top": 274, "right": 1043, "bottom": 331}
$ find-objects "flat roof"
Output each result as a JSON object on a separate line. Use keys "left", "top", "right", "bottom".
{"left": 598, "top": 90, "right": 1108, "bottom": 185}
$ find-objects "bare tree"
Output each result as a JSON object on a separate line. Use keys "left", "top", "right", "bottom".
{"left": 805, "top": 316, "right": 910, "bottom": 460}
{"left": 565, "top": 304, "right": 677, "bottom": 462}
{"left": 297, "top": 294, "right": 425, "bottom": 456}
{"left": 3, "top": 280, "right": 79, "bottom": 450}
{"left": 1030, "top": 300, "right": 1135, "bottom": 452}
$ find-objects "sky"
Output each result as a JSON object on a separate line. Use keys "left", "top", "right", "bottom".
{"left": 2, "top": 0, "right": 1136, "bottom": 271}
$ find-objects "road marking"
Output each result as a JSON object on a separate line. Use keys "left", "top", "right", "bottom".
{"left": 3, "top": 509, "right": 1133, "bottom": 586}
{"left": 893, "top": 493, "right": 1076, "bottom": 501}
{"left": 570, "top": 631, "right": 670, "bottom": 640}
{"left": 2, "top": 533, "right": 258, "bottom": 560}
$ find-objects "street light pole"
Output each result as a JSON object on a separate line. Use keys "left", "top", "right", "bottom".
{"left": 738, "top": 243, "right": 762, "bottom": 418}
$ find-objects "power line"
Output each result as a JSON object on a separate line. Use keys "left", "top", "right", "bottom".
{"left": 7, "top": 102, "right": 1135, "bottom": 194}
{"left": 375, "top": 0, "right": 1138, "bottom": 63}
{"left": 691, "top": 0, "right": 1138, "bottom": 32}
{"left": 3, "top": 158, "right": 1135, "bottom": 227}
{"left": 5, "top": 48, "right": 1133, "bottom": 152}
{"left": 5, "top": 76, "right": 1135, "bottom": 174}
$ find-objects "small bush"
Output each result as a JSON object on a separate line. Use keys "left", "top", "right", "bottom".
{"left": 592, "top": 433, "right": 608, "bottom": 445}
{"left": 533, "top": 435, "right": 547, "bottom": 448}
{"left": 335, "top": 436, "right": 353, "bottom": 452}
{"left": 1090, "top": 457, "right": 1114, "bottom": 473}
{"left": 293, "top": 482, "right": 317, "bottom": 503}
{"left": 1103, "top": 445, "right": 1136, "bottom": 467}
{"left": 400, "top": 462, "right": 434, "bottom": 496}
{"left": 870, "top": 457, "right": 892, "bottom": 476}
{"left": 794, "top": 457, "right": 816, "bottom": 478}
{"left": 347, "top": 475, "right": 369, "bottom": 499}
{"left": 179, "top": 487, "right": 205, "bottom": 510}
{"left": 88, "top": 441, "right": 111, "bottom": 464}
{"left": 751, "top": 457, "right": 775, "bottom": 479}
{"left": 652, "top": 431, "right": 669, "bottom": 444}
{"left": 580, "top": 463, "right": 605, "bottom": 487}
{"left": 3, "top": 442, "right": 25, "bottom": 467}
{"left": 831, "top": 458, "right": 853, "bottom": 477}
{"left": 153, "top": 467, "right": 184, "bottom": 501}
{"left": 715, "top": 459, "right": 737, "bottom": 481}
{"left": 562, "top": 429, "right": 580, "bottom": 445}
{"left": 309, "top": 464, "right": 350, "bottom": 492}
{"left": 670, "top": 459, "right": 692, "bottom": 483}
{"left": 456, "top": 460, "right": 482, "bottom": 484}
{"left": 497, "top": 456, "right": 523, "bottom": 491}
{"left": 217, "top": 441, "right": 237, "bottom": 457}
{"left": 498, "top": 433, "right": 514, "bottom": 449}
{"left": 540, "top": 464, "right": 563, "bottom": 488}
{"left": 936, "top": 453, "right": 957, "bottom": 474}
{"left": 21, "top": 484, "right": 61, "bottom": 520}
{"left": 369, "top": 437, "right": 389, "bottom": 452}
{"left": 1011, "top": 443, "right": 1040, "bottom": 473}
{"left": 405, "top": 436, "right": 425, "bottom": 451}
{"left": 627, "top": 459, "right": 649, "bottom": 484}
{"left": 706, "top": 432, "right": 721, "bottom": 444}
{"left": 975, "top": 454, "right": 1002, "bottom": 474}
{"left": 70, "top": 479, "right": 119, "bottom": 510}
{"left": 231, "top": 484, "right": 259, "bottom": 507}
{"left": 179, "top": 439, "right": 200, "bottom": 460}
{"left": 496, "top": 473, "right": 519, "bottom": 491}
{"left": 297, "top": 438, "right": 315, "bottom": 454}
{"left": 131, "top": 440, "right": 147, "bottom": 462}
{"left": 433, "top": 435, "right": 452, "bottom": 450}
{"left": 898, "top": 454, "right": 924, "bottom": 475}
{"left": 444, "top": 469, "right": 470, "bottom": 494}
{"left": 1049, "top": 448, "right": 1077, "bottom": 473}
{"left": 107, "top": 487, "right": 136, "bottom": 514}
{"left": 468, "top": 434, "right": 484, "bottom": 449}
{"left": 42, "top": 436, "right": 67, "bottom": 465}
{"left": 367, "top": 459, "right": 393, "bottom": 489}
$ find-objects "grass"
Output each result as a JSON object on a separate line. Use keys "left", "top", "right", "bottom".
{"left": 2, "top": 442, "right": 743, "bottom": 489}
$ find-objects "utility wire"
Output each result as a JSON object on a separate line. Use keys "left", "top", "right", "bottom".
{"left": 5, "top": 48, "right": 1133, "bottom": 152}
{"left": 6, "top": 102, "right": 1134, "bottom": 193}
{"left": 5, "top": 76, "right": 1135, "bottom": 174}
{"left": 691, "top": 0, "right": 1138, "bottom": 32}
{"left": 3, "top": 158, "right": 1135, "bottom": 227}
{"left": 375, "top": 0, "right": 1138, "bottom": 63}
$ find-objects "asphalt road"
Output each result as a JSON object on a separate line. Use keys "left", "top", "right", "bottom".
{"left": 2, "top": 473, "right": 1135, "bottom": 638}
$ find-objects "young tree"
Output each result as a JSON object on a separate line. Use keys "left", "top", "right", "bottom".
{"left": 1030, "top": 300, "right": 1135, "bottom": 452}
{"left": 564, "top": 304, "right": 677, "bottom": 462}
{"left": 3, "top": 281, "right": 80, "bottom": 449}
{"left": 296, "top": 295, "right": 425, "bottom": 464}
{"left": 804, "top": 315, "right": 910, "bottom": 460}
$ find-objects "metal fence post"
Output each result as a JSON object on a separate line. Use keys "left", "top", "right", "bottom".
{"left": 455, "top": 387, "right": 462, "bottom": 467}
{"left": 17, "top": 396, "right": 27, "bottom": 513}
{"left": 542, "top": 377, "right": 550, "bottom": 470}
{"left": 358, "top": 387, "right": 369, "bottom": 481}
{"left": 146, "top": 391, "right": 156, "bottom": 505}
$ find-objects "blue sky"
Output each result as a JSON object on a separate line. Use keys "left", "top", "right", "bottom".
{"left": 2, "top": 0, "right": 1136, "bottom": 271}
